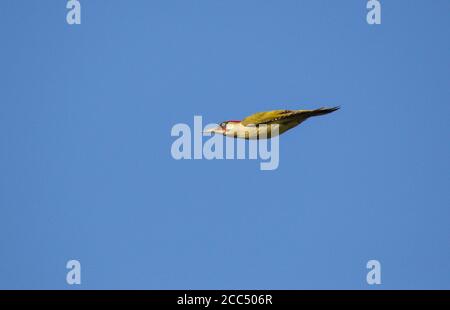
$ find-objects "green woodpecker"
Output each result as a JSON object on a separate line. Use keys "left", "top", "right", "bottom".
{"left": 204, "top": 107, "right": 339, "bottom": 139}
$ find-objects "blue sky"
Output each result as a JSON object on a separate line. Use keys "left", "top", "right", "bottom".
{"left": 0, "top": 0, "right": 449, "bottom": 289}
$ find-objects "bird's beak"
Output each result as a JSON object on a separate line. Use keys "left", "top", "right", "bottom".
{"left": 203, "top": 126, "right": 224, "bottom": 135}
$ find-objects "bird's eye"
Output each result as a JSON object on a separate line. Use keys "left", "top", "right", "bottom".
{"left": 220, "top": 122, "right": 226, "bottom": 128}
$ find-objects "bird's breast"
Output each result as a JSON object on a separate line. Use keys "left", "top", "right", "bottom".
{"left": 225, "top": 123, "right": 282, "bottom": 139}
{"left": 226, "top": 121, "right": 302, "bottom": 139}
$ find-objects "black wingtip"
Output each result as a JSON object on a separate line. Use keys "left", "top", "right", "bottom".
{"left": 329, "top": 106, "right": 340, "bottom": 112}
{"left": 320, "top": 106, "right": 340, "bottom": 114}
{"left": 309, "top": 106, "right": 340, "bottom": 117}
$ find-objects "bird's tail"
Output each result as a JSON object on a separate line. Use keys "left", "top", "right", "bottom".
{"left": 302, "top": 106, "right": 340, "bottom": 118}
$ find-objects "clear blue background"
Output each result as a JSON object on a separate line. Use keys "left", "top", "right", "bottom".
{"left": 0, "top": 0, "right": 449, "bottom": 289}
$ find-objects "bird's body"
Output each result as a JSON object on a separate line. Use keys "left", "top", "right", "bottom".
{"left": 205, "top": 107, "right": 339, "bottom": 139}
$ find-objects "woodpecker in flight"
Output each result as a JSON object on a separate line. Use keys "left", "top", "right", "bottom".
{"left": 204, "top": 107, "right": 339, "bottom": 139}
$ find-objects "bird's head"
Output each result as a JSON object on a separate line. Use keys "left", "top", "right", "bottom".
{"left": 203, "top": 120, "right": 240, "bottom": 135}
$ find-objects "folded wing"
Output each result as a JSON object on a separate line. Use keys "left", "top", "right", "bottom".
{"left": 241, "top": 107, "right": 340, "bottom": 126}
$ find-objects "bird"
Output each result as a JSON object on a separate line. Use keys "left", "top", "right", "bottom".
{"left": 204, "top": 106, "right": 339, "bottom": 139}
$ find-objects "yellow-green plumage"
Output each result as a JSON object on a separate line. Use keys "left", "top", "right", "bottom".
{"left": 241, "top": 107, "right": 340, "bottom": 126}
{"left": 240, "top": 107, "right": 340, "bottom": 137}
{"left": 205, "top": 106, "right": 340, "bottom": 139}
